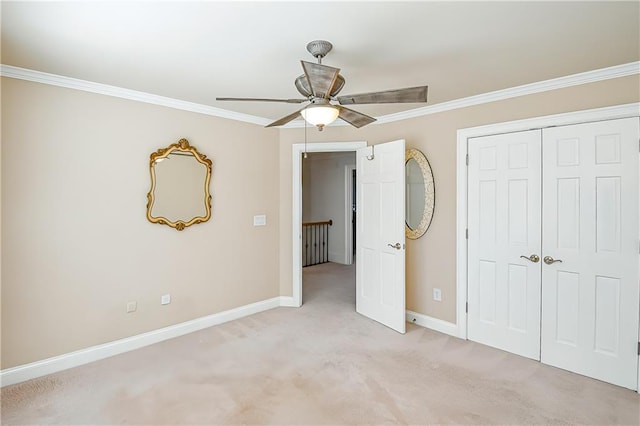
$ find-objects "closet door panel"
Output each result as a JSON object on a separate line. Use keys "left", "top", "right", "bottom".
{"left": 467, "top": 130, "right": 542, "bottom": 360}
{"left": 541, "top": 117, "right": 639, "bottom": 390}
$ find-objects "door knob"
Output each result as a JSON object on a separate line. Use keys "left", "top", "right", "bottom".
{"left": 543, "top": 256, "right": 563, "bottom": 265}
{"left": 387, "top": 243, "right": 402, "bottom": 250}
{"left": 520, "top": 254, "right": 540, "bottom": 263}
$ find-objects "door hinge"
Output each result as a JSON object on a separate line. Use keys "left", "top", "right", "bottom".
{"left": 466, "top": 228, "right": 469, "bottom": 239}
{"left": 466, "top": 153, "right": 469, "bottom": 166}
{"left": 637, "top": 342, "right": 640, "bottom": 355}
{"left": 466, "top": 302, "right": 468, "bottom": 313}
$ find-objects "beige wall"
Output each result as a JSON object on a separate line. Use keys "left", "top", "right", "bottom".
{"left": 278, "top": 75, "right": 640, "bottom": 323}
{"left": 1, "top": 78, "right": 280, "bottom": 368}
{"left": 2, "top": 73, "right": 638, "bottom": 370}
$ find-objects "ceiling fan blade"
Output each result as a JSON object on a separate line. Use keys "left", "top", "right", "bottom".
{"left": 337, "top": 86, "right": 428, "bottom": 105}
{"left": 217, "top": 97, "right": 307, "bottom": 103}
{"left": 265, "top": 108, "right": 305, "bottom": 128}
{"left": 301, "top": 61, "right": 340, "bottom": 99}
{"left": 338, "top": 106, "right": 377, "bottom": 128}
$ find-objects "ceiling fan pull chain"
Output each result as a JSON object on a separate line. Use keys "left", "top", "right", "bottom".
{"left": 303, "top": 105, "right": 308, "bottom": 159}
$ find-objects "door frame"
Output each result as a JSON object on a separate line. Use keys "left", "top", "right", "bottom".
{"left": 292, "top": 141, "right": 367, "bottom": 307}
{"left": 456, "top": 102, "right": 640, "bottom": 388}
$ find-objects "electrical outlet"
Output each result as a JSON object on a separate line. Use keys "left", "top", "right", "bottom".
{"left": 161, "top": 294, "right": 171, "bottom": 305}
{"left": 126, "top": 301, "right": 137, "bottom": 313}
{"left": 433, "top": 288, "right": 442, "bottom": 302}
{"left": 253, "top": 215, "right": 266, "bottom": 226}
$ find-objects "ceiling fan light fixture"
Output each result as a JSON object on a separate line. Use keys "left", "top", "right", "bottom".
{"left": 300, "top": 104, "right": 339, "bottom": 131}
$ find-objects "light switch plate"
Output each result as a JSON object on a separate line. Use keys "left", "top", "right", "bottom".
{"left": 253, "top": 215, "right": 266, "bottom": 226}
{"left": 161, "top": 294, "right": 171, "bottom": 305}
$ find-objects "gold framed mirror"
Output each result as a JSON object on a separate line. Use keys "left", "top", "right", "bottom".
{"left": 146, "top": 138, "right": 212, "bottom": 231}
{"left": 405, "top": 148, "right": 435, "bottom": 239}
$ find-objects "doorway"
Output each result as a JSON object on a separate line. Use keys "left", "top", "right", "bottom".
{"left": 291, "top": 142, "right": 367, "bottom": 307}
{"left": 301, "top": 151, "right": 357, "bottom": 268}
{"left": 300, "top": 151, "right": 357, "bottom": 308}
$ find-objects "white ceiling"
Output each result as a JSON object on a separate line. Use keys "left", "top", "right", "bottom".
{"left": 2, "top": 1, "right": 639, "bottom": 123}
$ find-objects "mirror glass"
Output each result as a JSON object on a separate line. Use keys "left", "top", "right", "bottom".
{"left": 147, "top": 138, "right": 212, "bottom": 231}
{"left": 405, "top": 148, "right": 435, "bottom": 239}
{"left": 406, "top": 158, "right": 425, "bottom": 230}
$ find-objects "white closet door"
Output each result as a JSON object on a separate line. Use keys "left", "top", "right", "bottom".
{"left": 467, "top": 130, "right": 542, "bottom": 360}
{"left": 541, "top": 118, "right": 639, "bottom": 390}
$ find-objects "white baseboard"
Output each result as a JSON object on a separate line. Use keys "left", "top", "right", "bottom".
{"left": 1, "top": 296, "right": 288, "bottom": 387}
{"left": 1, "top": 300, "right": 460, "bottom": 387}
{"left": 278, "top": 296, "right": 299, "bottom": 307}
{"left": 406, "top": 310, "right": 459, "bottom": 337}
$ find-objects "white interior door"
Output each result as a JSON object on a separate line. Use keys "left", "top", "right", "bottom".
{"left": 541, "top": 118, "right": 640, "bottom": 390}
{"left": 356, "top": 140, "right": 406, "bottom": 333}
{"left": 467, "top": 130, "right": 542, "bottom": 360}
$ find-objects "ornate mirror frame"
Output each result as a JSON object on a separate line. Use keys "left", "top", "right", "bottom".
{"left": 146, "top": 138, "right": 213, "bottom": 231}
{"left": 405, "top": 148, "right": 435, "bottom": 239}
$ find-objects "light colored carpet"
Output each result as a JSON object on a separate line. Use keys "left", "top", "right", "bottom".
{"left": 2, "top": 262, "right": 639, "bottom": 425}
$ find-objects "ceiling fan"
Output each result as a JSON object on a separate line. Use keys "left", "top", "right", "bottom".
{"left": 217, "top": 40, "right": 428, "bottom": 131}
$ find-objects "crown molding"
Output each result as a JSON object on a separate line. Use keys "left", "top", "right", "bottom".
{"left": 374, "top": 61, "right": 640, "bottom": 125}
{"left": 0, "top": 65, "right": 270, "bottom": 126}
{"left": 2, "top": 61, "right": 638, "bottom": 128}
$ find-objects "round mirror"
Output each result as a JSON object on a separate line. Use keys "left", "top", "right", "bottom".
{"left": 405, "top": 148, "right": 435, "bottom": 239}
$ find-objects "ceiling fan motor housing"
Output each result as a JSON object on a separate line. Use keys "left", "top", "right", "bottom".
{"left": 295, "top": 74, "right": 345, "bottom": 98}
{"left": 296, "top": 40, "right": 344, "bottom": 98}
